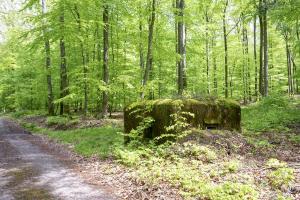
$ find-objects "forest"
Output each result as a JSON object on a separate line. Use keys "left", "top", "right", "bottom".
{"left": 0, "top": 0, "right": 300, "bottom": 200}
{"left": 0, "top": 0, "right": 299, "bottom": 114}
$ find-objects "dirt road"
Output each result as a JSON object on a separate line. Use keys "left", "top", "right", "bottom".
{"left": 0, "top": 119, "right": 116, "bottom": 200}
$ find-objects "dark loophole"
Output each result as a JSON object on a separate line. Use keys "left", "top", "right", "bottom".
{"left": 206, "top": 124, "right": 219, "bottom": 130}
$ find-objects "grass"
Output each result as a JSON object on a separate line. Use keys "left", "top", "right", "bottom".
{"left": 242, "top": 95, "right": 300, "bottom": 132}
{"left": 46, "top": 127, "right": 123, "bottom": 158}
{"left": 46, "top": 116, "right": 79, "bottom": 127}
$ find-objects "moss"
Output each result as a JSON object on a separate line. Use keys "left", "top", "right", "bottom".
{"left": 124, "top": 98, "right": 241, "bottom": 141}
{"left": 7, "top": 167, "right": 38, "bottom": 188}
{"left": 14, "top": 188, "right": 53, "bottom": 200}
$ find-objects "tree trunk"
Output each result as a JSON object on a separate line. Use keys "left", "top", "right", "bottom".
{"left": 139, "top": 3, "right": 145, "bottom": 97}
{"left": 102, "top": 4, "right": 109, "bottom": 118}
{"left": 41, "top": 0, "right": 54, "bottom": 116}
{"left": 212, "top": 38, "right": 217, "bottom": 95}
{"left": 74, "top": 5, "right": 88, "bottom": 116}
{"left": 177, "top": 0, "right": 187, "bottom": 96}
{"left": 142, "top": 0, "right": 156, "bottom": 99}
{"left": 291, "top": 56, "right": 298, "bottom": 94}
{"left": 205, "top": 10, "right": 210, "bottom": 95}
{"left": 174, "top": 0, "right": 179, "bottom": 89}
{"left": 285, "top": 34, "right": 293, "bottom": 95}
{"left": 244, "top": 24, "right": 251, "bottom": 102}
{"left": 262, "top": 0, "right": 268, "bottom": 97}
{"left": 230, "top": 61, "right": 236, "bottom": 98}
{"left": 259, "top": 0, "right": 264, "bottom": 96}
{"left": 59, "top": 3, "right": 69, "bottom": 115}
{"left": 242, "top": 22, "right": 247, "bottom": 104}
{"left": 139, "top": 18, "right": 144, "bottom": 84}
{"left": 296, "top": 20, "right": 300, "bottom": 93}
{"left": 253, "top": 16, "right": 258, "bottom": 98}
{"left": 223, "top": 0, "right": 229, "bottom": 98}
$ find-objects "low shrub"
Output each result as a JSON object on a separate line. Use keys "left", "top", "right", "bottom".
{"left": 267, "top": 167, "right": 295, "bottom": 189}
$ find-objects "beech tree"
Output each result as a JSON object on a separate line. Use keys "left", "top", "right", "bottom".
{"left": 0, "top": 0, "right": 299, "bottom": 114}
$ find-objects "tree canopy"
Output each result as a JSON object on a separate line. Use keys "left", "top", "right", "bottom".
{"left": 0, "top": 0, "right": 299, "bottom": 115}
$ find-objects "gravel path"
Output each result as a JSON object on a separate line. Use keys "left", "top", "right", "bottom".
{"left": 0, "top": 119, "right": 116, "bottom": 200}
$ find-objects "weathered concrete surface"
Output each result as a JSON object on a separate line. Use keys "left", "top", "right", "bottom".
{"left": 124, "top": 99, "right": 241, "bottom": 141}
{"left": 0, "top": 119, "right": 116, "bottom": 200}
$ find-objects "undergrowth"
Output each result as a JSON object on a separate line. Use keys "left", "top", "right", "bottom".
{"left": 46, "top": 116, "right": 79, "bottom": 127}
{"left": 242, "top": 95, "right": 299, "bottom": 132}
{"left": 46, "top": 127, "right": 123, "bottom": 158}
{"left": 9, "top": 95, "right": 299, "bottom": 200}
{"left": 114, "top": 141, "right": 259, "bottom": 200}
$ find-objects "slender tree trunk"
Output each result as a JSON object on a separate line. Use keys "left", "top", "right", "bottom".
{"left": 259, "top": 0, "right": 264, "bottom": 96}
{"left": 230, "top": 61, "right": 236, "bottom": 98}
{"left": 177, "top": 0, "right": 187, "bottom": 96}
{"left": 142, "top": 0, "right": 156, "bottom": 99}
{"left": 95, "top": 22, "right": 102, "bottom": 113}
{"left": 296, "top": 20, "right": 300, "bottom": 93}
{"left": 263, "top": 0, "right": 268, "bottom": 97}
{"left": 59, "top": 3, "right": 69, "bottom": 115}
{"left": 285, "top": 35, "right": 293, "bottom": 95}
{"left": 223, "top": 0, "right": 229, "bottom": 98}
{"left": 291, "top": 56, "right": 298, "bottom": 93}
{"left": 205, "top": 10, "right": 210, "bottom": 95}
{"left": 139, "top": 18, "right": 144, "bottom": 84}
{"left": 74, "top": 5, "right": 88, "bottom": 116}
{"left": 244, "top": 25, "right": 251, "bottom": 102}
{"left": 41, "top": 0, "right": 54, "bottom": 116}
{"left": 102, "top": 4, "right": 109, "bottom": 118}
{"left": 139, "top": 4, "right": 145, "bottom": 97}
{"left": 253, "top": 16, "right": 258, "bottom": 98}
{"left": 212, "top": 38, "right": 218, "bottom": 95}
{"left": 174, "top": 0, "right": 179, "bottom": 89}
{"left": 242, "top": 22, "right": 247, "bottom": 104}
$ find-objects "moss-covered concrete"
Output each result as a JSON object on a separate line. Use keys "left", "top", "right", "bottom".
{"left": 124, "top": 98, "right": 241, "bottom": 140}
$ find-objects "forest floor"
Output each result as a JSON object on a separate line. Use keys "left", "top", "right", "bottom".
{"left": 2, "top": 96, "right": 300, "bottom": 200}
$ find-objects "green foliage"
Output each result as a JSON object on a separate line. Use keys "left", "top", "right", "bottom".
{"left": 1, "top": 0, "right": 299, "bottom": 115}
{"left": 47, "top": 127, "right": 123, "bottom": 158}
{"left": 46, "top": 116, "right": 69, "bottom": 126}
{"left": 21, "top": 121, "right": 47, "bottom": 133}
{"left": 289, "top": 134, "right": 300, "bottom": 144}
{"left": 114, "top": 149, "right": 142, "bottom": 167}
{"left": 46, "top": 116, "right": 79, "bottom": 127}
{"left": 113, "top": 140, "right": 258, "bottom": 200}
{"left": 277, "top": 193, "right": 293, "bottom": 200}
{"left": 223, "top": 160, "right": 240, "bottom": 173}
{"left": 267, "top": 167, "right": 295, "bottom": 189}
{"left": 163, "top": 103, "right": 195, "bottom": 141}
{"left": 128, "top": 116, "right": 155, "bottom": 142}
{"left": 195, "top": 182, "right": 258, "bottom": 200}
{"left": 181, "top": 142, "right": 217, "bottom": 162}
{"left": 242, "top": 96, "right": 300, "bottom": 132}
{"left": 9, "top": 110, "right": 46, "bottom": 118}
{"left": 265, "top": 158, "right": 295, "bottom": 189}
{"left": 266, "top": 158, "right": 288, "bottom": 169}
{"left": 246, "top": 138, "right": 274, "bottom": 150}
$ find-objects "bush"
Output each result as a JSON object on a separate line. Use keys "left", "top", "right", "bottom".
{"left": 265, "top": 158, "right": 287, "bottom": 169}
{"left": 46, "top": 116, "right": 79, "bottom": 127}
{"left": 267, "top": 167, "right": 295, "bottom": 189}
{"left": 183, "top": 181, "right": 258, "bottom": 200}
{"left": 46, "top": 116, "right": 69, "bottom": 126}
{"left": 223, "top": 160, "right": 240, "bottom": 173}
{"left": 182, "top": 142, "right": 217, "bottom": 162}
{"left": 114, "top": 149, "right": 141, "bottom": 167}
{"left": 242, "top": 96, "right": 299, "bottom": 132}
